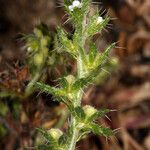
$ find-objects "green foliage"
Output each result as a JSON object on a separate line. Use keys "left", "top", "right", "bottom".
{"left": 34, "top": 0, "right": 116, "bottom": 149}
{"left": 0, "top": 124, "right": 7, "bottom": 138}
{"left": 0, "top": 101, "right": 8, "bottom": 116}
{"left": 25, "top": 24, "right": 51, "bottom": 76}
{"left": 23, "top": 24, "right": 52, "bottom": 97}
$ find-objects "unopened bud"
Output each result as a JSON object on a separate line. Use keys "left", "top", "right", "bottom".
{"left": 34, "top": 53, "right": 43, "bottom": 66}
{"left": 77, "top": 123, "right": 85, "bottom": 129}
{"left": 66, "top": 75, "right": 75, "bottom": 85}
{"left": 48, "top": 128, "right": 63, "bottom": 140}
{"left": 83, "top": 105, "right": 97, "bottom": 117}
{"left": 97, "top": 16, "right": 103, "bottom": 24}
{"left": 41, "top": 36, "right": 50, "bottom": 47}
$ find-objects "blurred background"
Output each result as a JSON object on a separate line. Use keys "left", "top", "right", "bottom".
{"left": 0, "top": 0, "right": 150, "bottom": 150}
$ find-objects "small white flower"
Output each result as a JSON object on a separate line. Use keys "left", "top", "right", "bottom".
{"left": 27, "top": 47, "right": 32, "bottom": 52}
{"left": 97, "top": 16, "right": 103, "bottom": 24}
{"left": 69, "top": 5, "right": 74, "bottom": 11}
{"left": 72, "top": 0, "right": 82, "bottom": 8}
{"left": 69, "top": 0, "right": 82, "bottom": 12}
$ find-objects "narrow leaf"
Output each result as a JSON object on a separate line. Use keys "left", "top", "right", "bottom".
{"left": 98, "top": 43, "right": 116, "bottom": 65}
{"left": 90, "top": 123, "right": 114, "bottom": 137}
{"left": 35, "top": 82, "right": 65, "bottom": 97}
{"left": 87, "top": 109, "right": 110, "bottom": 122}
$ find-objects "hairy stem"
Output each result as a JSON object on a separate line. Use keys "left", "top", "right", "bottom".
{"left": 25, "top": 73, "right": 41, "bottom": 98}
{"left": 68, "top": 118, "right": 79, "bottom": 150}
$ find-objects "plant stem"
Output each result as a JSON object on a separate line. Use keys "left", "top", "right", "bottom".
{"left": 68, "top": 117, "right": 79, "bottom": 150}
{"left": 67, "top": 54, "right": 84, "bottom": 150}
{"left": 24, "top": 73, "right": 41, "bottom": 98}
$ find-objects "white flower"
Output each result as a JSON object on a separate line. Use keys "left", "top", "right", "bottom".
{"left": 72, "top": 0, "right": 82, "bottom": 8}
{"left": 27, "top": 47, "right": 32, "bottom": 52}
{"left": 69, "top": 5, "right": 74, "bottom": 11}
{"left": 97, "top": 16, "right": 103, "bottom": 24}
{"left": 69, "top": 0, "right": 82, "bottom": 11}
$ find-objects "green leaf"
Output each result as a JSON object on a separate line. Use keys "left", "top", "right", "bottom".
{"left": 87, "top": 109, "right": 110, "bottom": 122}
{"left": 89, "top": 43, "right": 98, "bottom": 64}
{"left": 35, "top": 82, "right": 65, "bottom": 97}
{"left": 73, "top": 66, "right": 100, "bottom": 90}
{"left": 59, "top": 77, "right": 69, "bottom": 90}
{"left": 0, "top": 124, "right": 7, "bottom": 138}
{"left": 0, "top": 101, "right": 9, "bottom": 116}
{"left": 90, "top": 123, "right": 114, "bottom": 137}
{"left": 73, "top": 106, "right": 85, "bottom": 120}
{"left": 57, "top": 27, "right": 77, "bottom": 58}
{"left": 98, "top": 43, "right": 116, "bottom": 65}
{"left": 37, "top": 128, "right": 64, "bottom": 150}
{"left": 37, "top": 145, "right": 52, "bottom": 150}
{"left": 82, "top": 0, "right": 90, "bottom": 13}
{"left": 37, "top": 128, "right": 55, "bottom": 142}
{"left": 58, "top": 134, "right": 67, "bottom": 146}
{"left": 38, "top": 145, "right": 63, "bottom": 150}
{"left": 63, "top": 0, "right": 71, "bottom": 6}
{"left": 72, "top": 77, "right": 86, "bottom": 90}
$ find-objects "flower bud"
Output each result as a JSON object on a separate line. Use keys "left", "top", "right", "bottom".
{"left": 77, "top": 123, "right": 85, "bottom": 129}
{"left": 97, "top": 16, "right": 103, "bottom": 24}
{"left": 34, "top": 53, "right": 43, "bottom": 66}
{"left": 66, "top": 75, "right": 75, "bottom": 85}
{"left": 83, "top": 105, "right": 97, "bottom": 117}
{"left": 111, "top": 57, "right": 118, "bottom": 66}
{"left": 48, "top": 128, "right": 63, "bottom": 140}
{"left": 41, "top": 36, "right": 50, "bottom": 47}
